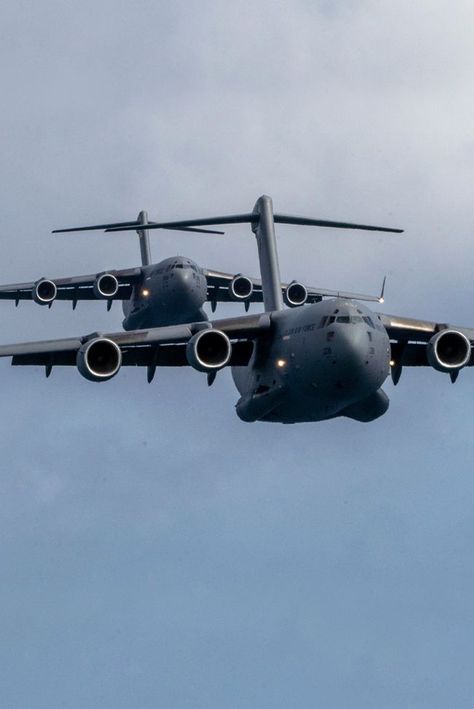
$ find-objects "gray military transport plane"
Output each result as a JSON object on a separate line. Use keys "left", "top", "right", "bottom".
{"left": 0, "top": 195, "right": 473, "bottom": 424}
{"left": 0, "top": 210, "right": 386, "bottom": 330}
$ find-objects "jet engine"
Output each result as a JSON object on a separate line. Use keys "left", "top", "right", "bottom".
{"left": 76, "top": 337, "right": 122, "bottom": 381}
{"left": 427, "top": 329, "right": 471, "bottom": 373}
{"left": 229, "top": 274, "right": 253, "bottom": 301}
{"left": 93, "top": 273, "right": 119, "bottom": 299}
{"left": 33, "top": 279, "right": 57, "bottom": 305}
{"left": 186, "top": 329, "right": 232, "bottom": 372}
{"left": 284, "top": 280, "right": 308, "bottom": 307}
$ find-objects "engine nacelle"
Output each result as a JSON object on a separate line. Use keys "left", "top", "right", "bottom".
{"left": 186, "top": 329, "right": 232, "bottom": 372}
{"left": 33, "top": 279, "right": 57, "bottom": 305}
{"left": 427, "top": 329, "right": 471, "bottom": 373}
{"left": 284, "top": 280, "right": 308, "bottom": 307}
{"left": 229, "top": 274, "right": 253, "bottom": 301}
{"left": 76, "top": 337, "right": 122, "bottom": 382}
{"left": 93, "top": 273, "right": 119, "bottom": 299}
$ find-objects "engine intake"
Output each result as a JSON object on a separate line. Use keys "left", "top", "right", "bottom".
{"left": 229, "top": 274, "right": 253, "bottom": 301}
{"left": 186, "top": 329, "right": 232, "bottom": 372}
{"left": 427, "top": 329, "right": 471, "bottom": 373}
{"left": 76, "top": 337, "right": 122, "bottom": 381}
{"left": 33, "top": 279, "right": 57, "bottom": 305}
{"left": 284, "top": 280, "right": 308, "bottom": 307}
{"left": 93, "top": 273, "right": 119, "bottom": 299}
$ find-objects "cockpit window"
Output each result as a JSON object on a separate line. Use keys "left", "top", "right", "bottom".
{"left": 363, "top": 316, "right": 375, "bottom": 328}
{"left": 319, "top": 314, "right": 369, "bottom": 327}
{"left": 334, "top": 315, "right": 365, "bottom": 324}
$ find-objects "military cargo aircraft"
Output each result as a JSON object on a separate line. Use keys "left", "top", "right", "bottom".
{"left": 0, "top": 210, "right": 386, "bottom": 330}
{"left": 0, "top": 195, "right": 472, "bottom": 424}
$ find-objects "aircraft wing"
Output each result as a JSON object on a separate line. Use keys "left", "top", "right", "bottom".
{"left": 205, "top": 269, "right": 384, "bottom": 305}
{"left": 205, "top": 270, "right": 264, "bottom": 303}
{"left": 0, "top": 313, "right": 270, "bottom": 374}
{"left": 0, "top": 267, "right": 142, "bottom": 304}
{"left": 379, "top": 312, "right": 474, "bottom": 370}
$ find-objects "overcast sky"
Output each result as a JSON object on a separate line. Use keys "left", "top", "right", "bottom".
{"left": 0, "top": 1, "right": 473, "bottom": 707}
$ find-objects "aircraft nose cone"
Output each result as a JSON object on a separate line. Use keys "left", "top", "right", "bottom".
{"left": 169, "top": 268, "right": 192, "bottom": 295}
{"left": 166, "top": 267, "right": 205, "bottom": 310}
{"left": 326, "top": 324, "right": 389, "bottom": 393}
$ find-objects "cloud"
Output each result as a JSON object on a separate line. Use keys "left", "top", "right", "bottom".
{"left": 0, "top": 1, "right": 473, "bottom": 706}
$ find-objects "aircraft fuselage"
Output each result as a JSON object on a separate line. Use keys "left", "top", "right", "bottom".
{"left": 232, "top": 299, "right": 391, "bottom": 423}
{"left": 117, "top": 257, "right": 392, "bottom": 423}
{"left": 122, "top": 256, "right": 208, "bottom": 330}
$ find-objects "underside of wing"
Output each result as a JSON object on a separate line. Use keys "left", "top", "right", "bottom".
{"left": 379, "top": 312, "right": 474, "bottom": 384}
{"left": 205, "top": 269, "right": 384, "bottom": 308}
{"left": 1, "top": 313, "right": 271, "bottom": 381}
{"left": 380, "top": 313, "right": 474, "bottom": 345}
{"left": 0, "top": 267, "right": 142, "bottom": 305}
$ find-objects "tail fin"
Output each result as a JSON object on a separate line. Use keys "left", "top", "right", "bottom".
{"left": 53, "top": 212, "right": 225, "bottom": 267}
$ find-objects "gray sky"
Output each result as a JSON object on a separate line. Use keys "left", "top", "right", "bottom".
{"left": 0, "top": 1, "right": 473, "bottom": 707}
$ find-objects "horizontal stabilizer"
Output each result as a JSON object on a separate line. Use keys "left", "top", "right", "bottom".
{"left": 105, "top": 212, "right": 403, "bottom": 234}
{"left": 53, "top": 221, "right": 140, "bottom": 233}
{"left": 273, "top": 214, "right": 403, "bottom": 234}
{"left": 106, "top": 213, "right": 255, "bottom": 232}
{"left": 53, "top": 221, "right": 224, "bottom": 235}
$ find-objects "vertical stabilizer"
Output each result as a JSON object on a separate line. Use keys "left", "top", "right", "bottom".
{"left": 252, "top": 195, "right": 283, "bottom": 312}
{"left": 136, "top": 210, "right": 152, "bottom": 266}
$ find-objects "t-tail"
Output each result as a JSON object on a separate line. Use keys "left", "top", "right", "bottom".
{"left": 53, "top": 214, "right": 225, "bottom": 266}
{"left": 102, "top": 196, "right": 402, "bottom": 311}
